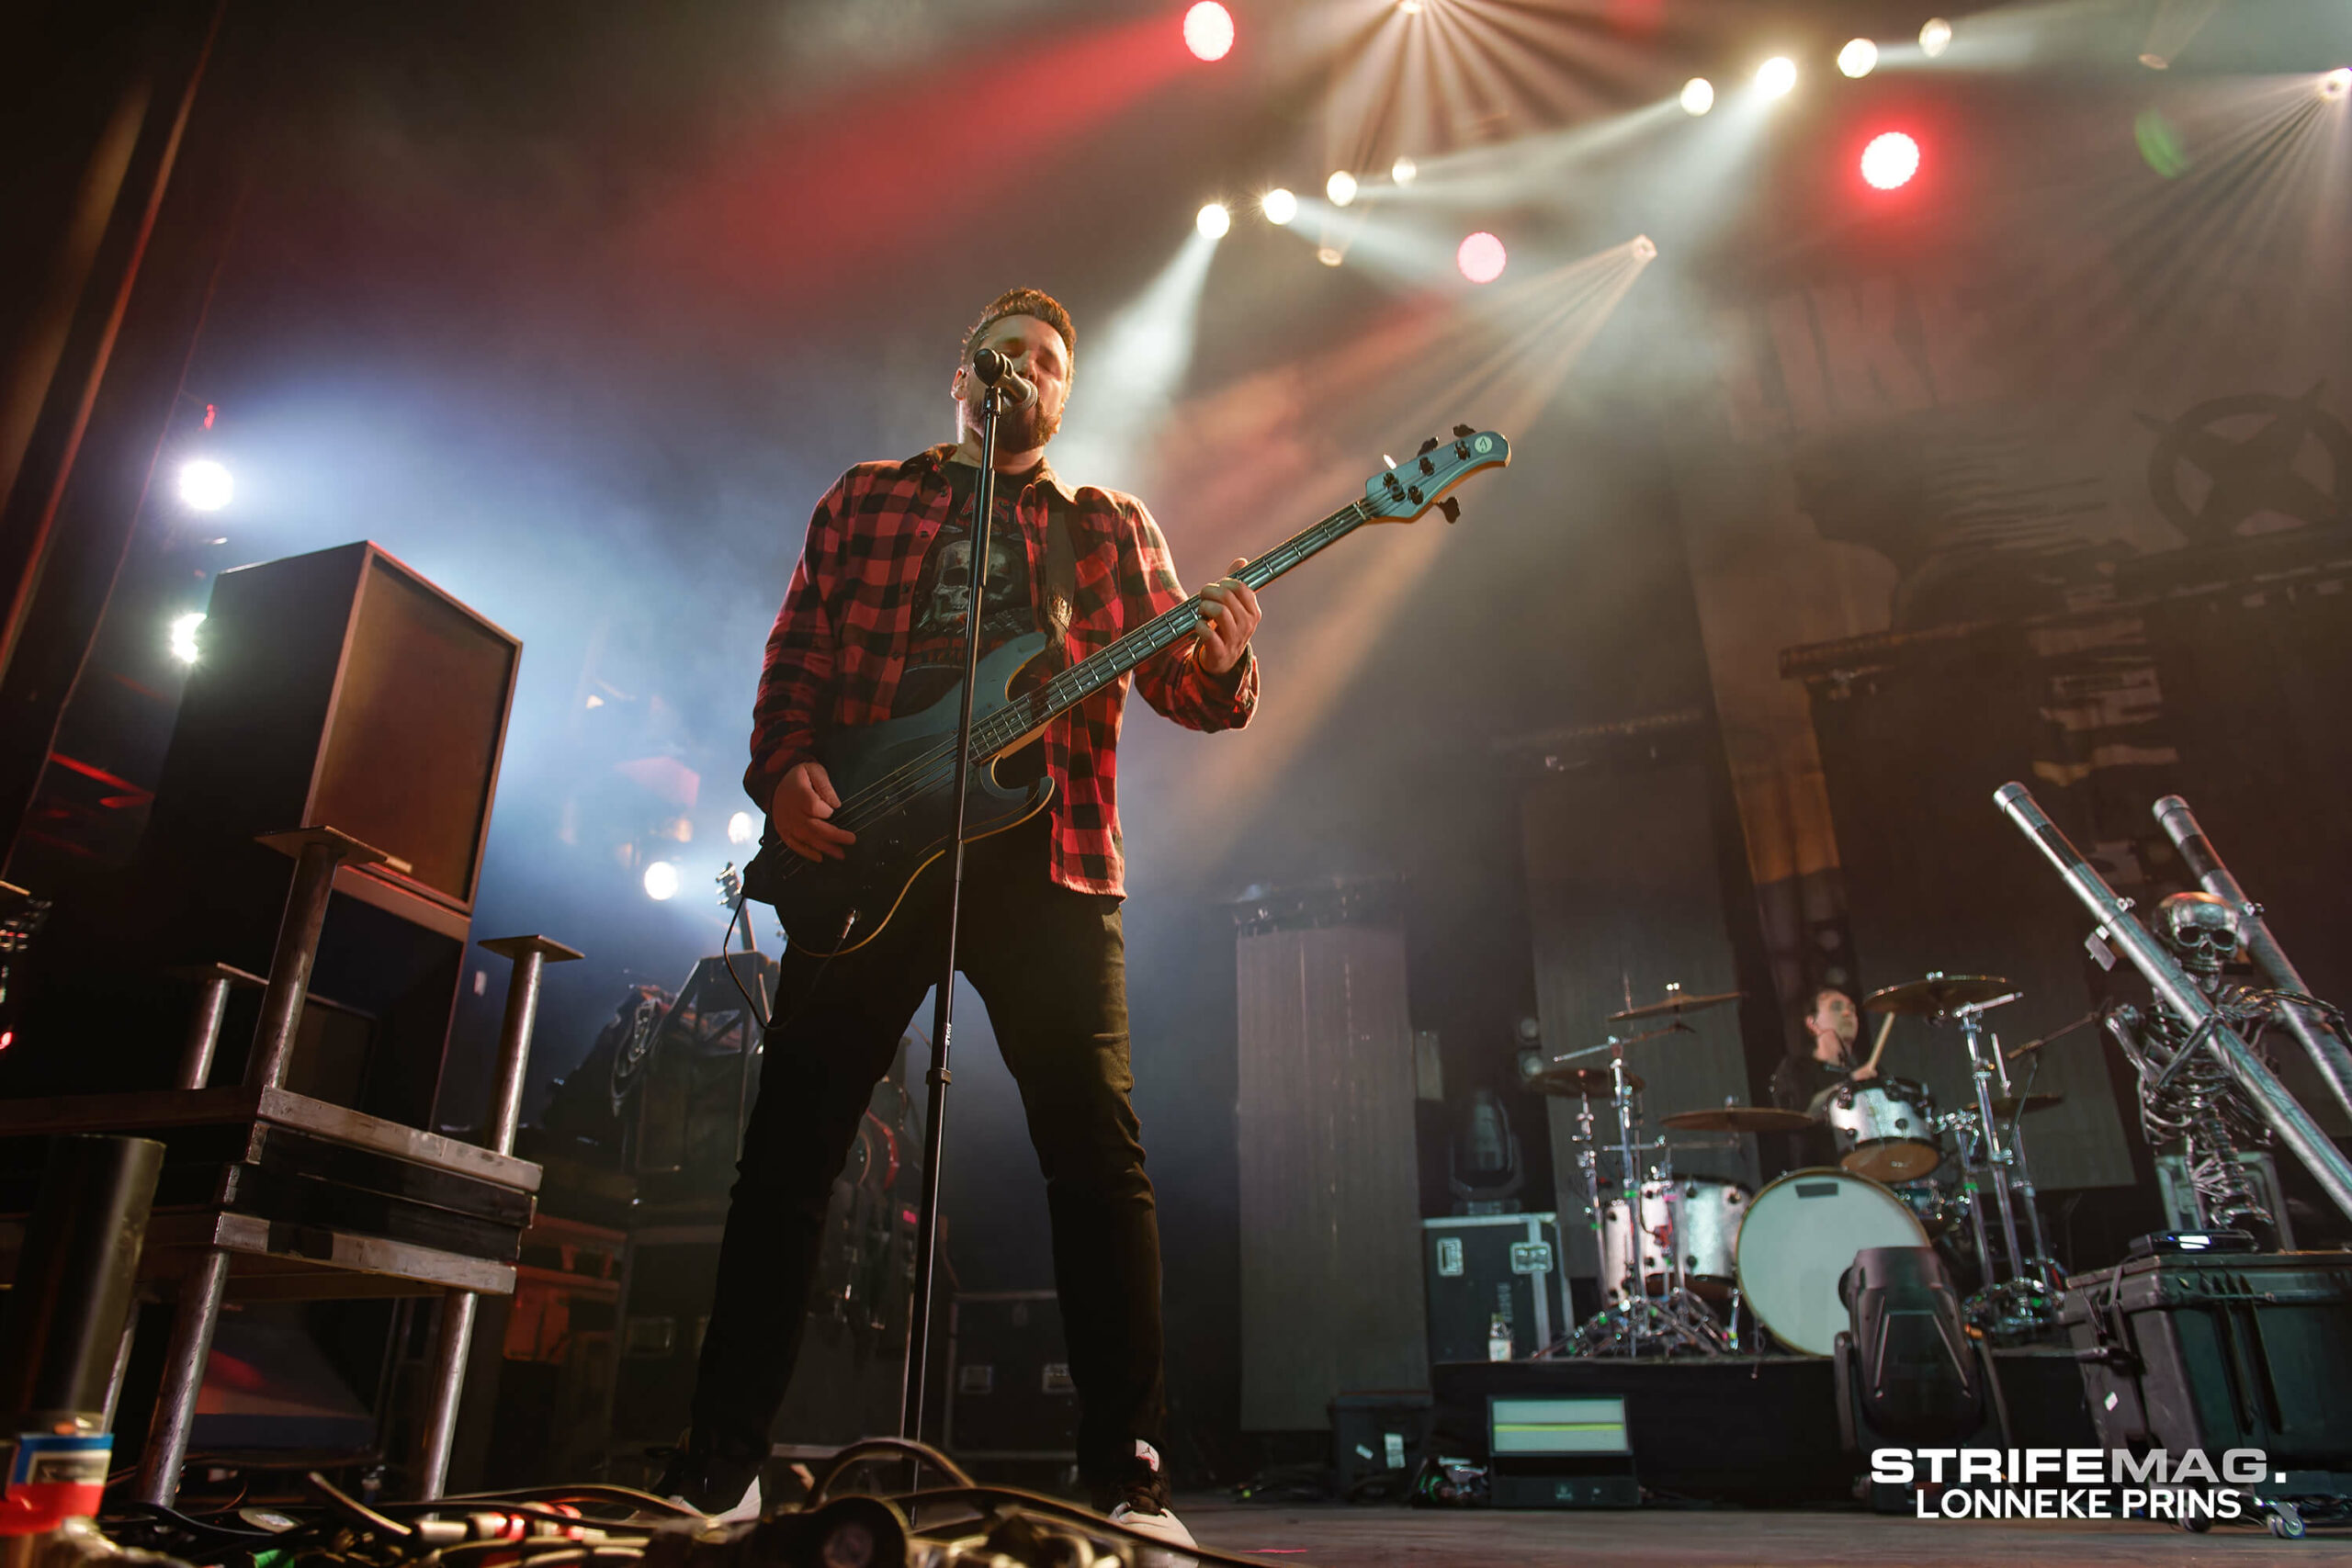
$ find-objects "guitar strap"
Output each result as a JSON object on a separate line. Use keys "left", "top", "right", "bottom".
{"left": 1041, "top": 489, "right": 1077, "bottom": 645}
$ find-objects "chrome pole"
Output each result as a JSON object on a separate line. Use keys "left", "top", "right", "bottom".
{"left": 411, "top": 934, "right": 580, "bottom": 1499}
{"left": 1996, "top": 783, "right": 2352, "bottom": 1222}
{"left": 2153, "top": 794, "right": 2352, "bottom": 1127}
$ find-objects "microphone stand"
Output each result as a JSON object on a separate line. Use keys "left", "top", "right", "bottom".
{"left": 900, "top": 360, "right": 1010, "bottom": 1448}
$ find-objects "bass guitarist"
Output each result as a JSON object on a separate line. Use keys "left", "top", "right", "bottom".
{"left": 658, "top": 288, "right": 1260, "bottom": 1551}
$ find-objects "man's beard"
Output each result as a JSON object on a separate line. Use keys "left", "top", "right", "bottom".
{"left": 971, "top": 397, "right": 1061, "bottom": 451}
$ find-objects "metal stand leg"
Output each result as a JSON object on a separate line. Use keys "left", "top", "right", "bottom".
{"left": 134, "top": 1249, "right": 229, "bottom": 1506}
{"left": 245, "top": 828, "right": 390, "bottom": 1090}
{"left": 411, "top": 934, "right": 580, "bottom": 1500}
{"left": 166, "top": 964, "right": 265, "bottom": 1089}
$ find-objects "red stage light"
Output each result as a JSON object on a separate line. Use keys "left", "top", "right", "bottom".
{"left": 1456, "top": 231, "right": 1507, "bottom": 284}
{"left": 1860, "top": 131, "right": 1920, "bottom": 190}
{"left": 1182, "top": 3, "right": 1233, "bottom": 62}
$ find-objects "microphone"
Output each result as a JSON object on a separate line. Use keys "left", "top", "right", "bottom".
{"left": 970, "top": 348, "right": 1036, "bottom": 407}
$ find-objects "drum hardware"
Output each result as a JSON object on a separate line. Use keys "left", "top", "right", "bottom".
{"left": 1657, "top": 1106, "right": 1815, "bottom": 1134}
{"left": 1987, "top": 1091, "right": 2064, "bottom": 1120}
{"left": 1528, "top": 1065, "right": 1645, "bottom": 1098}
{"left": 1822, "top": 1079, "right": 1943, "bottom": 1182}
{"left": 1861, "top": 973, "right": 2016, "bottom": 1017}
{"left": 1940, "top": 985, "right": 2064, "bottom": 1338}
{"left": 1540, "top": 1033, "right": 1736, "bottom": 1359}
{"left": 1607, "top": 983, "right": 1744, "bottom": 1024}
{"left": 2004, "top": 1011, "right": 2099, "bottom": 1063}
{"left": 1733, "top": 1168, "right": 1928, "bottom": 1357}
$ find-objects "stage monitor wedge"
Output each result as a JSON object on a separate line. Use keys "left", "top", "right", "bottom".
{"left": 149, "top": 541, "right": 520, "bottom": 916}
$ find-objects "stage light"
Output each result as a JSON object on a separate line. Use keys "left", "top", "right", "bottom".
{"left": 727, "top": 811, "right": 757, "bottom": 845}
{"left": 177, "top": 458, "right": 232, "bottom": 512}
{"left": 1860, "top": 131, "right": 1919, "bottom": 190}
{"left": 167, "top": 611, "right": 204, "bottom": 664}
{"left": 1391, "top": 155, "right": 1418, "bottom": 186}
{"left": 1195, "top": 201, "right": 1230, "bottom": 238}
{"left": 1757, "top": 58, "right": 1797, "bottom": 97}
{"left": 1182, "top": 2, "right": 1233, "bottom": 62}
{"left": 643, "top": 861, "right": 680, "bottom": 901}
{"left": 1456, "top": 231, "right": 1507, "bottom": 284}
{"left": 1680, "top": 77, "right": 1714, "bottom": 116}
{"left": 1919, "top": 18, "right": 1951, "bottom": 59}
{"left": 1317, "top": 246, "right": 1343, "bottom": 266}
{"left": 2139, "top": 53, "right": 2168, "bottom": 71}
{"left": 1398, "top": 0, "right": 1422, "bottom": 13}
{"left": 1838, "top": 39, "right": 1878, "bottom": 79}
{"left": 1261, "top": 187, "right": 1298, "bottom": 225}
{"left": 2323, "top": 68, "right": 2351, "bottom": 102}
{"left": 1326, "top": 170, "right": 1358, "bottom": 207}
{"left": 1632, "top": 235, "right": 1657, "bottom": 261}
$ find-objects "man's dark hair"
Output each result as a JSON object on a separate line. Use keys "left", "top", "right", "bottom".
{"left": 961, "top": 288, "right": 1075, "bottom": 368}
{"left": 1790, "top": 983, "right": 1856, "bottom": 1055}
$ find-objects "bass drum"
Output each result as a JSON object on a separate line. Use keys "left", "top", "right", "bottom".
{"left": 1733, "top": 1168, "right": 1927, "bottom": 1356}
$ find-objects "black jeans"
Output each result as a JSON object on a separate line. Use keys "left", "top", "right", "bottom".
{"left": 689, "top": 815, "right": 1165, "bottom": 1488}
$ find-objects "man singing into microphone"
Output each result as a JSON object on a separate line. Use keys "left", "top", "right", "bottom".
{"left": 658, "top": 288, "right": 1261, "bottom": 1549}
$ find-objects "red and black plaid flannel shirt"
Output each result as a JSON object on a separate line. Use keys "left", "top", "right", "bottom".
{"left": 746, "top": 444, "right": 1258, "bottom": 896}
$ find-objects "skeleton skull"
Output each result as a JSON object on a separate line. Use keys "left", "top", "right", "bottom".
{"left": 2156, "top": 891, "right": 2241, "bottom": 978}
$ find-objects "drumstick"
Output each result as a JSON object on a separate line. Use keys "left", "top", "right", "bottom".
{"left": 1858, "top": 1011, "right": 1895, "bottom": 1075}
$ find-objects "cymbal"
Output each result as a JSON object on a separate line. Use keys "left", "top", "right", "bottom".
{"left": 1862, "top": 975, "right": 2014, "bottom": 1017}
{"left": 1529, "top": 1066, "right": 1644, "bottom": 1098}
{"left": 1659, "top": 1106, "right": 1817, "bottom": 1134}
{"left": 1608, "top": 987, "right": 1743, "bottom": 1023}
{"left": 1990, "top": 1092, "right": 2064, "bottom": 1119}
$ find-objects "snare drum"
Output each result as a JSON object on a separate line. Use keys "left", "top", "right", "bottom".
{"left": 1732, "top": 1168, "right": 1928, "bottom": 1356}
{"left": 1599, "top": 1177, "right": 1748, "bottom": 1303}
{"left": 1825, "top": 1078, "right": 1942, "bottom": 1182}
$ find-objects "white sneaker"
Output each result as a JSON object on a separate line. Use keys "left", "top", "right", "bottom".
{"left": 1107, "top": 1501, "right": 1195, "bottom": 1566}
{"left": 666, "top": 1472, "right": 762, "bottom": 1525}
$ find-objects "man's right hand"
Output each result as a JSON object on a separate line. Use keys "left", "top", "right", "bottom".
{"left": 772, "top": 761, "right": 855, "bottom": 862}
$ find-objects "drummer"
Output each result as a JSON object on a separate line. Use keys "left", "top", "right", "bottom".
{"left": 1769, "top": 986, "right": 1876, "bottom": 1170}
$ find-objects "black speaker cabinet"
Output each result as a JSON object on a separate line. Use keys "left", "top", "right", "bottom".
{"left": 149, "top": 541, "right": 519, "bottom": 916}
{"left": 22, "top": 543, "right": 520, "bottom": 1126}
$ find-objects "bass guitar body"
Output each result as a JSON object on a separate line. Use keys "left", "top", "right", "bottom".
{"left": 750, "top": 631, "right": 1056, "bottom": 956}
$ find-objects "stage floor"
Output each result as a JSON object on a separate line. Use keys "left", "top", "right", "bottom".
{"left": 1177, "top": 1500, "right": 2308, "bottom": 1563}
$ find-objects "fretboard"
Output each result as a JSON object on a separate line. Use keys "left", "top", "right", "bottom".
{"left": 964, "top": 496, "right": 1374, "bottom": 759}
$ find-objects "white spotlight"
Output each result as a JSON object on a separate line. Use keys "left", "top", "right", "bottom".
{"left": 1326, "top": 170, "right": 1358, "bottom": 207}
{"left": 727, "top": 810, "right": 757, "bottom": 845}
{"left": 1757, "top": 57, "right": 1798, "bottom": 97}
{"left": 1316, "top": 246, "right": 1343, "bottom": 266}
{"left": 1838, "top": 39, "right": 1878, "bottom": 79}
{"left": 2139, "top": 53, "right": 2169, "bottom": 71}
{"left": 1261, "top": 187, "right": 1298, "bottom": 225}
{"left": 167, "top": 611, "right": 205, "bottom": 665}
{"left": 1632, "top": 235, "right": 1657, "bottom": 261}
{"left": 1679, "top": 77, "right": 1714, "bottom": 116}
{"left": 1398, "top": 0, "right": 1422, "bottom": 13}
{"left": 1919, "top": 18, "right": 1951, "bottom": 59}
{"left": 1196, "top": 201, "right": 1231, "bottom": 238}
{"left": 1391, "top": 155, "right": 1418, "bottom": 186}
{"left": 177, "top": 458, "right": 232, "bottom": 513}
{"left": 2323, "top": 68, "right": 2351, "bottom": 102}
{"left": 643, "top": 861, "right": 680, "bottom": 901}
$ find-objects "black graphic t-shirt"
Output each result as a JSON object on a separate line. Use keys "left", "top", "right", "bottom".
{"left": 894, "top": 460, "right": 1041, "bottom": 718}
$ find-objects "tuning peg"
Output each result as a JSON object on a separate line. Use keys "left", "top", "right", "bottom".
{"left": 1438, "top": 497, "right": 1461, "bottom": 525}
{"left": 1452, "top": 423, "right": 1475, "bottom": 438}
{"left": 1417, "top": 435, "right": 1440, "bottom": 456}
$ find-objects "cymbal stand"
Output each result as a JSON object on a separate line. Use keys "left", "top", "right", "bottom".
{"left": 1950, "top": 993, "right": 2058, "bottom": 1337}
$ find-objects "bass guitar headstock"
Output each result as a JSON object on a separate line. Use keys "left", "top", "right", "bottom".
{"left": 1361, "top": 425, "right": 1510, "bottom": 525}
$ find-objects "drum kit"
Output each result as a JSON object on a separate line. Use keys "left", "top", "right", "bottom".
{"left": 1534, "top": 974, "right": 2067, "bottom": 1359}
